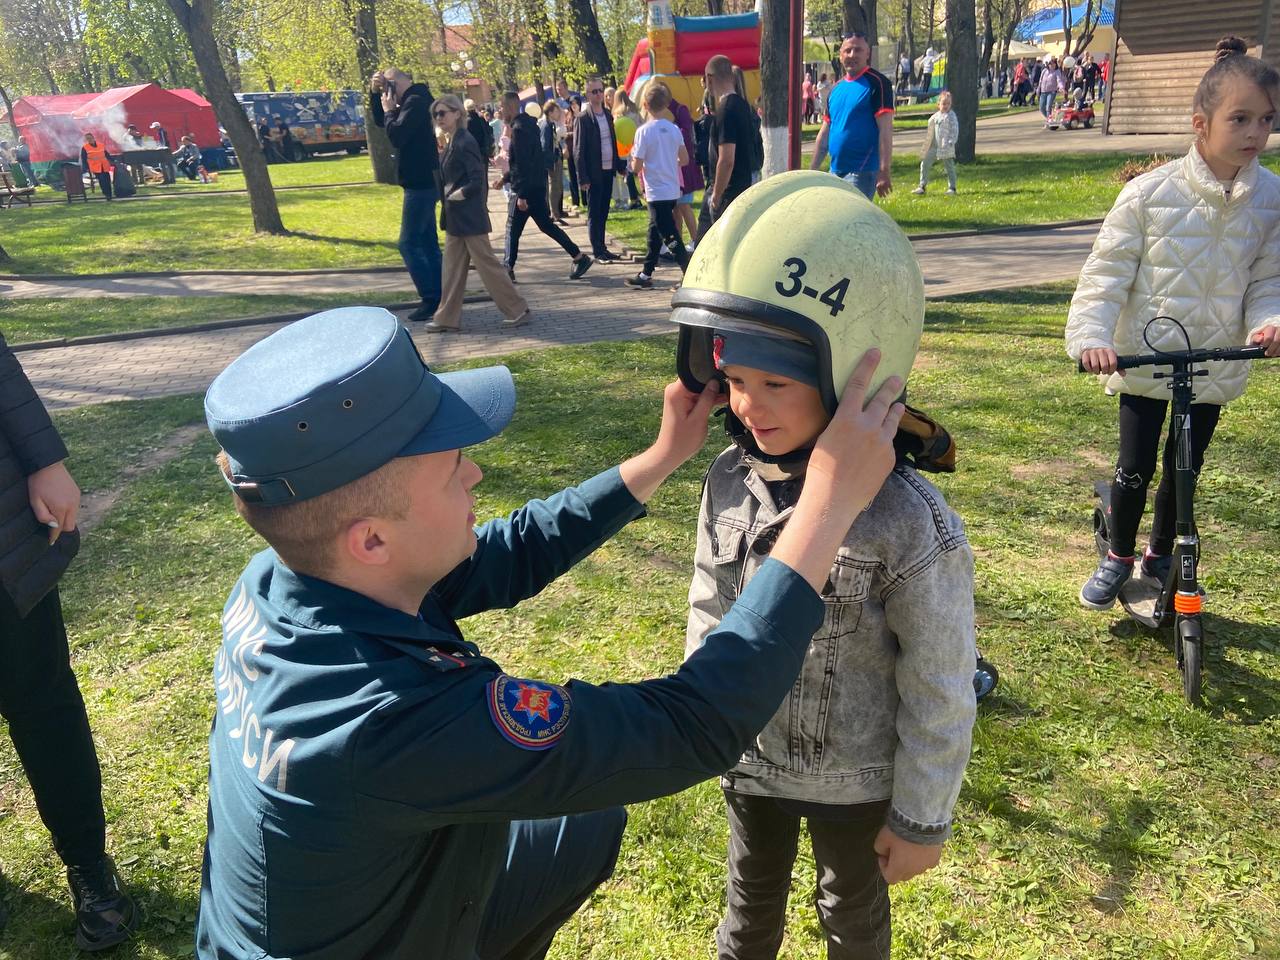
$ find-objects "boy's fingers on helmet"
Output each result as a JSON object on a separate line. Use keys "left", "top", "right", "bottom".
{"left": 863, "top": 375, "right": 904, "bottom": 422}
{"left": 881, "top": 401, "right": 906, "bottom": 438}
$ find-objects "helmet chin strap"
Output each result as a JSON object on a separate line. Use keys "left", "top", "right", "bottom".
{"left": 721, "top": 409, "right": 813, "bottom": 482}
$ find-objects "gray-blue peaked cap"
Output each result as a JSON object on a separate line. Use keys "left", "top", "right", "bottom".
{"left": 205, "top": 307, "right": 515, "bottom": 505}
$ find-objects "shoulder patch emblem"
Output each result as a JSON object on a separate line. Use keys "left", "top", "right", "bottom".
{"left": 487, "top": 675, "right": 572, "bottom": 751}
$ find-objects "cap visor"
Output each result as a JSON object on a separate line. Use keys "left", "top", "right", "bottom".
{"left": 398, "top": 365, "right": 516, "bottom": 456}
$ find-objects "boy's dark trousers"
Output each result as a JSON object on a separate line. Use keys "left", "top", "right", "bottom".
{"left": 584, "top": 174, "right": 613, "bottom": 256}
{"left": 717, "top": 791, "right": 891, "bottom": 960}
{"left": 0, "top": 586, "right": 108, "bottom": 869}
{"left": 642, "top": 199, "right": 690, "bottom": 276}
{"left": 504, "top": 192, "right": 582, "bottom": 270}
{"left": 1108, "top": 393, "right": 1222, "bottom": 558}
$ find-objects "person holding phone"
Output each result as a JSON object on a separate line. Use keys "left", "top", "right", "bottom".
{"left": 370, "top": 68, "right": 442, "bottom": 322}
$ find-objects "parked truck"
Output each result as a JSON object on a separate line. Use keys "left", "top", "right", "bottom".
{"left": 235, "top": 90, "right": 367, "bottom": 159}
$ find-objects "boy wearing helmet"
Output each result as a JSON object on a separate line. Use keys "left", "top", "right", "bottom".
{"left": 677, "top": 172, "right": 976, "bottom": 959}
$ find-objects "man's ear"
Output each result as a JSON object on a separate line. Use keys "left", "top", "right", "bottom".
{"left": 343, "top": 518, "right": 392, "bottom": 568}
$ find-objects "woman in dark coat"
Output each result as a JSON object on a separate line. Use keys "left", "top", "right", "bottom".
{"left": 0, "top": 334, "right": 138, "bottom": 949}
{"left": 425, "top": 94, "right": 531, "bottom": 333}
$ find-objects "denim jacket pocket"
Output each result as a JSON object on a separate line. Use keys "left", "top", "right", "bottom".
{"left": 710, "top": 520, "right": 746, "bottom": 602}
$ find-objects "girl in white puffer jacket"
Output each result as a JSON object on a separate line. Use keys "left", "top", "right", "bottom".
{"left": 1067, "top": 36, "right": 1280, "bottom": 611}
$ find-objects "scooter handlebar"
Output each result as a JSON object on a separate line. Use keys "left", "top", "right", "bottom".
{"left": 1076, "top": 344, "right": 1269, "bottom": 373}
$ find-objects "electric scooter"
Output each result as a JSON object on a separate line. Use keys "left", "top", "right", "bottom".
{"left": 1082, "top": 339, "right": 1271, "bottom": 706}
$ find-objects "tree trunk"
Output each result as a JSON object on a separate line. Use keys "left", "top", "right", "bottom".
{"left": 759, "top": 0, "right": 790, "bottom": 177}
{"left": 1071, "top": 0, "right": 1097, "bottom": 56}
{"left": 980, "top": 0, "right": 993, "bottom": 71}
{"left": 567, "top": 0, "right": 613, "bottom": 75}
{"left": 904, "top": 0, "right": 915, "bottom": 73}
{"left": 706, "top": 0, "right": 724, "bottom": 13}
{"left": 0, "top": 83, "right": 19, "bottom": 142}
{"left": 927, "top": 0, "right": 936, "bottom": 47}
{"left": 842, "top": 0, "right": 866, "bottom": 35}
{"left": 945, "top": 0, "right": 977, "bottom": 161}
{"left": 1059, "top": 0, "right": 1071, "bottom": 57}
{"left": 349, "top": 0, "right": 396, "bottom": 184}
{"left": 165, "top": 0, "right": 286, "bottom": 234}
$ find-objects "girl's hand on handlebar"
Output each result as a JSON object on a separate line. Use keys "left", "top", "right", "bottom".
{"left": 1080, "top": 347, "right": 1123, "bottom": 376}
{"left": 1250, "top": 324, "right": 1280, "bottom": 358}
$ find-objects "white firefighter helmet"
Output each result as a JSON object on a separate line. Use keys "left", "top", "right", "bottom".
{"left": 672, "top": 170, "right": 924, "bottom": 411}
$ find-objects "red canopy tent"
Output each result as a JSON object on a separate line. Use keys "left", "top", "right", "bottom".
{"left": 10, "top": 84, "right": 221, "bottom": 162}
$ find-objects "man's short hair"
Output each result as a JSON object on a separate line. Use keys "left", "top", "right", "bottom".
{"left": 643, "top": 81, "right": 671, "bottom": 112}
{"left": 705, "top": 55, "right": 734, "bottom": 82}
{"left": 464, "top": 98, "right": 476, "bottom": 111}
{"left": 217, "top": 451, "right": 414, "bottom": 578}
{"left": 501, "top": 90, "right": 521, "bottom": 109}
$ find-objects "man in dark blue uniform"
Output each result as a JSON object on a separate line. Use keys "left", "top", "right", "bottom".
{"left": 196, "top": 306, "right": 904, "bottom": 959}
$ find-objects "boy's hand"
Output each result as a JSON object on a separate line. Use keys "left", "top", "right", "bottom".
{"left": 1080, "top": 346, "right": 1123, "bottom": 375}
{"left": 1251, "top": 324, "right": 1280, "bottom": 357}
{"left": 873, "top": 826, "right": 942, "bottom": 884}
{"left": 618, "top": 380, "right": 721, "bottom": 504}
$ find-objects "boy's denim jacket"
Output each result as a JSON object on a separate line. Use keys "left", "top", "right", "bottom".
{"left": 685, "top": 446, "right": 977, "bottom": 844}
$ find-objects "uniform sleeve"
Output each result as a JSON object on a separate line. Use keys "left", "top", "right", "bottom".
{"left": 684, "top": 481, "right": 724, "bottom": 658}
{"left": 1065, "top": 180, "right": 1146, "bottom": 359}
{"left": 430, "top": 467, "right": 645, "bottom": 620}
{"left": 882, "top": 530, "right": 976, "bottom": 845}
{"left": 354, "top": 558, "right": 824, "bottom": 822}
{"left": 1244, "top": 210, "right": 1280, "bottom": 339}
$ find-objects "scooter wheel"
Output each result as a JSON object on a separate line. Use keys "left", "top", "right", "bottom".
{"left": 974, "top": 658, "right": 1000, "bottom": 700}
{"left": 1181, "top": 637, "right": 1202, "bottom": 706}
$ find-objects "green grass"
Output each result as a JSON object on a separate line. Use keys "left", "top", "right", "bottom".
{"left": 0, "top": 291, "right": 419, "bottom": 345}
{"left": 0, "top": 183, "right": 416, "bottom": 274}
{"left": 1, "top": 284, "right": 1279, "bottom": 957}
{"left": 19, "top": 154, "right": 375, "bottom": 202}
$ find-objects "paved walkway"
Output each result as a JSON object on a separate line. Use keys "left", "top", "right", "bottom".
{"left": 899, "top": 107, "right": 1280, "bottom": 155}
{"left": 17, "top": 190, "right": 1100, "bottom": 411}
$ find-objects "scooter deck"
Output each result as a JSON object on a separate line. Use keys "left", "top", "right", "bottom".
{"left": 1118, "top": 569, "right": 1165, "bottom": 629}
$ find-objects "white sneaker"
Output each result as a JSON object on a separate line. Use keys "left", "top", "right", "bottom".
{"left": 945, "top": 187, "right": 957, "bottom": 195}
{"left": 911, "top": 186, "right": 925, "bottom": 195}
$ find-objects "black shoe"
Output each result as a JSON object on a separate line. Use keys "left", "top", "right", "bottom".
{"left": 570, "top": 256, "right": 593, "bottom": 280}
{"left": 67, "top": 856, "right": 138, "bottom": 951}
{"left": 405, "top": 302, "right": 438, "bottom": 322}
{"left": 625, "top": 273, "right": 653, "bottom": 288}
{"left": 1079, "top": 554, "right": 1134, "bottom": 610}
{"left": 595, "top": 251, "right": 621, "bottom": 262}
{"left": 1140, "top": 549, "right": 1173, "bottom": 584}
{"left": 507, "top": 268, "right": 517, "bottom": 284}
{"left": 628, "top": 200, "right": 644, "bottom": 210}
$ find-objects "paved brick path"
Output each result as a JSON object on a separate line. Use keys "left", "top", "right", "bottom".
{"left": 17, "top": 190, "right": 1101, "bottom": 411}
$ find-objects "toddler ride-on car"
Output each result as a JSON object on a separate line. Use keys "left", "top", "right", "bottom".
{"left": 1047, "top": 98, "right": 1095, "bottom": 130}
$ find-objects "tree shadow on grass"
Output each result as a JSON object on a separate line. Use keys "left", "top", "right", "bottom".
{"left": 1, "top": 880, "right": 199, "bottom": 959}
{"left": 284, "top": 232, "right": 400, "bottom": 253}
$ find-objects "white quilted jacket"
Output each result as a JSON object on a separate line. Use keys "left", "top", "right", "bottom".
{"left": 1066, "top": 146, "right": 1280, "bottom": 404}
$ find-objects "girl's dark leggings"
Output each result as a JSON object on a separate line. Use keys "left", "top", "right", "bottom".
{"left": 1107, "top": 393, "right": 1222, "bottom": 558}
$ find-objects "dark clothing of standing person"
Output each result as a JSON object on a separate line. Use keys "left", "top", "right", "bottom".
{"left": 371, "top": 77, "right": 443, "bottom": 321}
{"left": 697, "top": 90, "right": 755, "bottom": 236}
{"left": 467, "top": 108, "right": 494, "bottom": 159}
{"left": 573, "top": 86, "right": 621, "bottom": 259}
{"left": 718, "top": 794, "right": 892, "bottom": 960}
{"left": 0, "top": 334, "right": 138, "bottom": 950}
{"left": 499, "top": 112, "right": 590, "bottom": 278}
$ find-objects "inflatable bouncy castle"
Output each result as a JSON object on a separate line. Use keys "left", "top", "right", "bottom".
{"left": 623, "top": 0, "right": 761, "bottom": 109}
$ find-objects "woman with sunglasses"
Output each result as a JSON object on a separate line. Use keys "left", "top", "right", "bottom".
{"left": 425, "top": 94, "right": 531, "bottom": 333}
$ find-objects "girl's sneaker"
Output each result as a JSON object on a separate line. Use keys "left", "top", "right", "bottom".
{"left": 911, "top": 186, "right": 926, "bottom": 195}
{"left": 1140, "top": 549, "right": 1173, "bottom": 583}
{"left": 1079, "top": 553, "right": 1134, "bottom": 610}
{"left": 945, "top": 187, "right": 957, "bottom": 195}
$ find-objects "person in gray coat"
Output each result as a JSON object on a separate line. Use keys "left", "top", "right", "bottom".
{"left": 0, "top": 334, "right": 138, "bottom": 950}
{"left": 425, "top": 95, "right": 532, "bottom": 333}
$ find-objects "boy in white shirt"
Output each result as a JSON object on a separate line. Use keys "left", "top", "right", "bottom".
{"left": 626, "top": 81, "right": 690, "bottom": 288}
